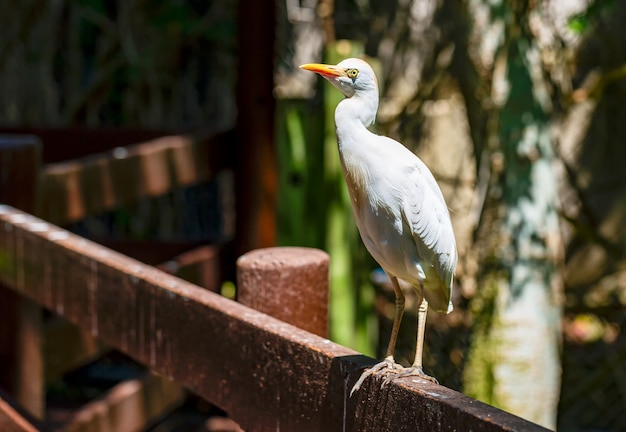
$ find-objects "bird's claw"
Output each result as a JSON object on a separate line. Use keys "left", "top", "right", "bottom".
{"left": 380, "top": 366, "right": 438, "bottom": 388}
{"left": 350, "top": 358, "right": 403, "bottom": 397}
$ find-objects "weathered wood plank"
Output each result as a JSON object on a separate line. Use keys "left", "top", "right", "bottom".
{"left": 237, "top": 247, "right": 329, "bottom": 337}
{"left": 45, "top": 243, "right": 221, "bottom": 383}
{"left": 0, "top": 288, "right": 44, "bottom": 415}
{"left": 62, "top": 373, "right": 184, "bottom": 432}
{"left": 235, "top": 0, "right": 277, "bottom": 253}
{"left": 0, "top": 389, "right": 47, "bottom": 432}
{"left": 38, "top": 135, "right": 214, "bottom": 225}
{"left": 0, "top": 400, "right": 37, "bottom": 432}
{"left": 0, "top": 206, "right": 549, "bottom": 432}
{"left": 44, "top": 318, "right": 108, "bottom": 384}
{"left": 0, "top": 135, "right": 45, "bottom": 419}
{"left": 0, "top": 127, "right": 167, "bottom": 163}
{"left": 156, "top": 244, "right": 221, "bottom": 292}
{"left": 95, "top": 240, "right": 207, "bottom": 266}
{"left": 0, "top": 134, "right": 41, "bottom": 211}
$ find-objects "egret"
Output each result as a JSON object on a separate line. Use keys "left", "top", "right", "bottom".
{"left": 300, "top": 58, "right": 457, "bottom": 394}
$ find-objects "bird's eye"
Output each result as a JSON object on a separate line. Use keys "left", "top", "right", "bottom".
{"left": 346, "top": 68, "right": 359, "bottom": 80}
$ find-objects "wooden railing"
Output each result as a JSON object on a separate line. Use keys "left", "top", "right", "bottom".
{"left": 0, "top": 129, "right": 237, "bottom": 431}
{"left": 0, "top": 131, "right": 549, "bottom": 431}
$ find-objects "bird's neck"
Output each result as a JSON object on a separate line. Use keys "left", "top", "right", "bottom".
{"left": 334, "top": 93, "right": 379, "bottom": 156}
{"left": 336, "top": 92, "right": 378, "bottom": 128}
{"left": 334, "top": 94, "right": 381, "bottom": 197}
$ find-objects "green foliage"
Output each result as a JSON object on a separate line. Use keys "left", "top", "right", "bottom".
{"left": 463, "top": 274, "right": 499, "bottom": 404}
{"left": 276, "top": 100, "right": 326, "bottom": 248}
{"left": 567, "top": 0, "right": 615, "bottom": 34}
{"left": 567, "top": 14, "right": 589, "bottom": 34}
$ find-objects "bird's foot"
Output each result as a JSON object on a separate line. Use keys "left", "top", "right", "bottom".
{"left": 380, "top": 366, "right": 438, "bottom": 388}
{"left": 350, "top": 357, "right": 403, "bottom": 397}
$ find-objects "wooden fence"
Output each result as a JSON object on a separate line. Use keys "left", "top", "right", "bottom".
{"left": 0, "top": 131, "right": 549, "bottom": 431}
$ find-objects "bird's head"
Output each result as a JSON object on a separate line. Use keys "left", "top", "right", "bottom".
{"left": 300, "top": 58, "right": 378, "bottom": 99}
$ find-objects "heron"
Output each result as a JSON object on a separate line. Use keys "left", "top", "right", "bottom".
{"left": 300, "top": 58, "right": 457, "bottom": 394}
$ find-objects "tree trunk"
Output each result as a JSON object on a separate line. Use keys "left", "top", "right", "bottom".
{"left": 463, "top": 1, "right": 563, "bottom": 428}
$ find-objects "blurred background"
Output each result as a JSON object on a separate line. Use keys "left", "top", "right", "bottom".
{"left": 1, "top": 0, "right": 625, "bottom": 430}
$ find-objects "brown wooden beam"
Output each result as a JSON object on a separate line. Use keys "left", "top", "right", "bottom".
{"left": 0, "top": 206, "right": 548, "bottom": 432}
{"left": 0, "top": 136, "right": 44, "bottom": 419}
{"left": 44, "top": 243, "right": 221, "bottom": 387}
{"left": 156, "top": 244, "right": 221, "bottom": 292}
{"left": 38, "top": 135, "right": 218, "bottom": 226}
{"left": 237, "top": 247, "right": 329, "bottom": 337}
{"left": 0, "top": 389, "right": 47, "bottom": 432}
{"left": 44, "top": 318, "right": 108, "bottom": 384}
{"left": 0, "top": 135, "right": 41, "bottom": 211}
{"left": 44, "top": 242, "right": 221, "bottom": 383}
{"left": 62, "top": 373, "right": 184, "bottom": 432}
{"left": 235, "top": 0, "right": 277, "bottom": 254}
{"left": 95, "top": 240, "right": 207, "bottom": 267}
{"left": 0, "top": 287, "right": 46, "bottom": 418}
{"left": 0, "top": 128, "right": 167, "bottom": 163}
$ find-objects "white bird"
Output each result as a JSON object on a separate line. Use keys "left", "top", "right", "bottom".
{"left": 300, "top": 58, "right": 457, "bottom": 394}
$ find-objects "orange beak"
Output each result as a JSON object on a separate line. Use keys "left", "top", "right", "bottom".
{"left": 299, "top": 63, "right": 344, "bottom": 77}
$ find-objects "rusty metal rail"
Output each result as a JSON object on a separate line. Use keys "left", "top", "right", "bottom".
{"left": 0, "top": 205, "right": 548, "bottom": 431}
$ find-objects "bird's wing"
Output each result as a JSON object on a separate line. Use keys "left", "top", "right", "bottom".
{"left": 399, "top": 160, "right": 457, "bottom": 294}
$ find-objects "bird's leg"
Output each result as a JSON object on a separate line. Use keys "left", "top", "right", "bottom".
{"left": 384, "top": 276, "right": 405, "bottom": 361}
{"left": 413, "top": 294, "right": 428, "bottom": 371}
{"left": 350, "top": 276, "right": 404, "bottom": 396}
{"left": 411, "top": 295, "right": 436, "bottom": 380}
{"left": 382, "top": 286, "right": 438, "bottom": 386}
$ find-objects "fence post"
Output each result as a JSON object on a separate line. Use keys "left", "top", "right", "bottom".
{"left": 237, "top": 247, "right": 329, "bottom": 337}
{"left": 0, "top": 134, "right": 44, "bottom": 419}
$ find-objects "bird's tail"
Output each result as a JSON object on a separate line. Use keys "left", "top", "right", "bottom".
{"left": 422, "top": 266, "right": 453, "bottom": 314}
